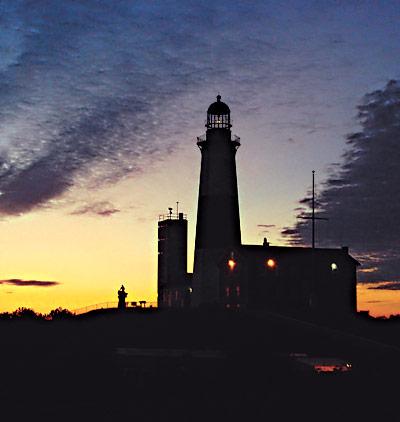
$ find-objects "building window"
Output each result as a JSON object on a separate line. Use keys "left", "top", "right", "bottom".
{"left": 226, "top": 287, "right": 230, "bottom": 297}
{"left": 236, "top": 285, "right": 240, "bottom": 297}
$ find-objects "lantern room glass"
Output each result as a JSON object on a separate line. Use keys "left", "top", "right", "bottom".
{"left": 207, "top": 113, "right": 231, "bottom": 129}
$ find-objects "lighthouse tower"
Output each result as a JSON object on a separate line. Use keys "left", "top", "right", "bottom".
{"left": 192, "top": 95, "right": 241, "bottom": 306}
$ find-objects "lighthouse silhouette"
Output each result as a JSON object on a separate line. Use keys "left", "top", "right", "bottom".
{"left": 192, "top": 95, "right": 242, "bottom": 306}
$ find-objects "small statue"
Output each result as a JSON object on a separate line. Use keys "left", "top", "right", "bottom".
{"left": 118, "top": 285, "right": 128, "bottom": 309}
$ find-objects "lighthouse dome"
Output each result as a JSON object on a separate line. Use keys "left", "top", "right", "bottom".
{"left": 206, "top": 95, "right": 231, "bottom": 129}
{"left": 207, "top": 95, "right": 230, "bottom": 114}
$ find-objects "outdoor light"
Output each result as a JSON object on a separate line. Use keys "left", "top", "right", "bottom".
{"left": 266, "top": 258, "right": 276, "bottom": 269}
{"left": 228, "top": 259, "right": 236, "bottom": 271}
{"left": 331, "top": 263, "right": 338, "bottom": 271}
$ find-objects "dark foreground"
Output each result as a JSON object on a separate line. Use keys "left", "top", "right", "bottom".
{"left": 1, "top": 309, "right": 399, "bottom": 421}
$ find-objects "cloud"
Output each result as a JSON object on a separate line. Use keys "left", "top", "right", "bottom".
{"left": 257, "top": 224, "right": 276, "bottom": 234}
{"left": 282, "top": 80, "right": 400, "bottom": 282}
{"left": 368, "top": 282, "right": 400, "bottom": 291}
{"left": 70, "top": 201, "right": 120, "bottom": 217}
{"left": 0, "top": 1, "right": 279, "bottom": 216}
{"left": 0, "top": 279, "right": 59, "bottom": 287}
{"left": 0, "top": 2, "right": 398, "bottom": 219}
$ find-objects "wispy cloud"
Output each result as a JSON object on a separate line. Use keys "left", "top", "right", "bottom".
{"left": 70, "top": 201, "right": 120, "bottom": 217}
{"left": 257, "top": 223, "right": 276, "bottom": 234}
{"left": 0, "top": 279, "right": 59, "bottom": 287}
{"left": 368, "top": 282, "right": 400, "bottom": 291}
{"left": 1, "top": 1, "right": 399, "bottom": 220}
{"left": 0, "top": 1, "right": 276, "bottom": 216}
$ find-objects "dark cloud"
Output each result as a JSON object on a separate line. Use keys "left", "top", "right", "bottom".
{"left": 71, "top": 201, "right": 120, "bottom": 217}
{"left": 368, "top": 282, "right": 400, "bottom": 291}
{"left": 257, "top": 224, "right": 276, "bottom": 228}
{"left": 0, "top": 279, "right": 59, "bottom": 287}
{"left": 281, "top": 227, "right": 302, "bottom": 236}
{"left": 283, "top": 80, "right": 400, "bottom": 282}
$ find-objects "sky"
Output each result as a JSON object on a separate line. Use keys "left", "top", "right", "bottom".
{"left": 0, "top": 0, "right": 399, "bottom": 315}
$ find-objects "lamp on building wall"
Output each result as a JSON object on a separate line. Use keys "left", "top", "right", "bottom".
{"left": 228, "top": 259, "right": 237, "bottom": 271}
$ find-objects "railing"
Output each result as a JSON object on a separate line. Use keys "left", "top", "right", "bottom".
{"left": 158, "top": 212, "right": 187, "bottom": 221}
{"left": 233, "top": 134, "right": 241, "bottom": 144}
{"left": 72, "top": 301, "right": 157, "bottom": 315}
{"left": 196, "top": 133, "right": 241, "bottom": 145}
{"left": 204, "top": 118, "right": 234, "bottom": 127}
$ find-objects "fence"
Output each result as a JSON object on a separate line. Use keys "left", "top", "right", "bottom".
{"left": 72, "top": 301, "right": 157, "bottom": 315}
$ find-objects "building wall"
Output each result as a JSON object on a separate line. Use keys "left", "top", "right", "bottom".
{"left": 158, "top": 214, "right": 190, "bottom": 308}
{"left": 219, "top": 246, "right": 358, "bottom": 318}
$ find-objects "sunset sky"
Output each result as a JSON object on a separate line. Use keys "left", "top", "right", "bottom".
{"left": 0, "top": 1, "right": 400, "bottom": 316}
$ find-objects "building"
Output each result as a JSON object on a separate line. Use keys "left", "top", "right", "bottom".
{"left": 157, "top": 210, "right": 191, "bottom": 308}
{"left": 218, "top": 244, "right": 357, "bottom": 316}
{"left": 158, "top": 96, "right": 359, "bottom": 317}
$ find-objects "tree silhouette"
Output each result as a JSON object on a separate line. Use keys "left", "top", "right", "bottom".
{"left": 12, "top": 307, "right": 43, "bottom": 320}
{"left": 48, "top": 307, "right": 74, "bottom": 320}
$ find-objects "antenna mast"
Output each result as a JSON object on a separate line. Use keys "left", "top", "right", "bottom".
{"left": 298, "top": 170, "right": 328, "bottom": 248}
{"left": 312, "top": 170, "right": 315, "bottom": 249}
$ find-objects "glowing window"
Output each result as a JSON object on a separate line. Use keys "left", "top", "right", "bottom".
{"left": 331, "top": 263, "right": 338, "bottom": 271}
{"left": 228, "top": 259, "right": 236, "bottom": 271}
{"left": 226, "top": 287, "right": 230, "bottom": 297}
{"left": 236, "top": 285, "right": 240, "bottom": 296}
{"left": 266, "top": 258, "right": 276, "bottom": 269}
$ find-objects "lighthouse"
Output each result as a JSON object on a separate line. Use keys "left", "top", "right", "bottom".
{"left": 192, "top": 95, "right": 241, "bottom": 306}
{"left": 157, "top": 95, "right": 358, "bottom": 317}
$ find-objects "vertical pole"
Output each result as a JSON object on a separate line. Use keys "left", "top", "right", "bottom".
{"left": 176, "top": 201, "right": 179, "bottom": 217}
{"left": 312, "top": 170, "right": 315, "bottom": 249}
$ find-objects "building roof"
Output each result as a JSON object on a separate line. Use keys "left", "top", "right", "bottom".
{"left": 241, "top": 244, "right": 361, "bottom": 266}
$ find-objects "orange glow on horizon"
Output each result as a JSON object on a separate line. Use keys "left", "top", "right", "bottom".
{"left": 357, "top": 282, "right": 400, "bottom": 318}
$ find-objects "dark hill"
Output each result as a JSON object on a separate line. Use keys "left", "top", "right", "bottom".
{"left": 1, "top": 309, "right": 399, "bottom": 421}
